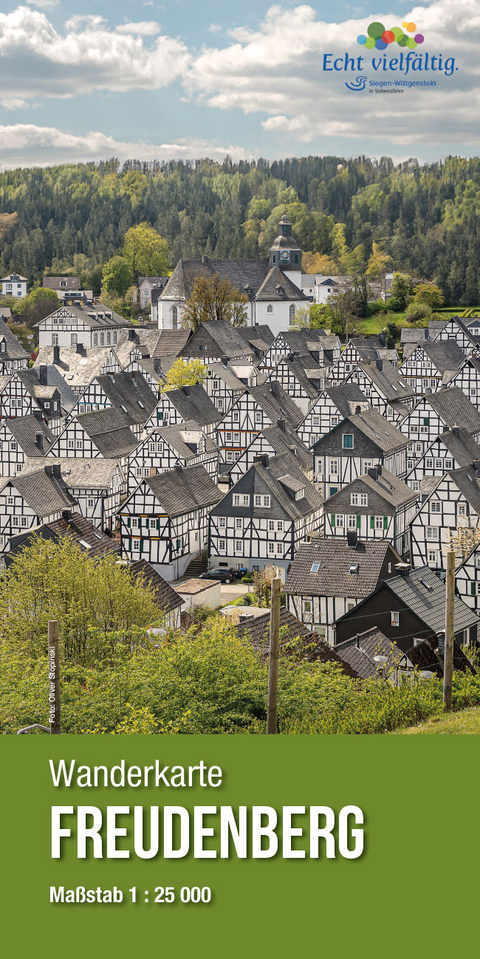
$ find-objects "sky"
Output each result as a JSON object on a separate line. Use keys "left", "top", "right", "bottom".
{"left": 0, "top": 0, "right": 478, "bottom": 169}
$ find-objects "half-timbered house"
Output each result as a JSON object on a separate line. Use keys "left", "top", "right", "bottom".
{"left": 34, "top": 345, "right": 122, "bottom": 396}
{"left": 216, "top": 381, "right": 303, "bottom": 467}
{"left": 432, "top": 315, "right": 480, "bottom": 353}
{"left": 442, "top": 355, "right": 480, "bottom": 409}
{"left": 258, "top": 329, "right": 340, "bottom": 373}
{"left": 410, "top": 465, "right": 480, "bottom": 572}
{"left": 345, "top": 360, "right": 415, "bottom": 421}
{"left": 312, "top": 409, "right": 409, "bottom": 499}
{"left": 21, "top": 457, "right": 125, "bottom": 530}
{"left": 328, "top": 336, "right": 397, "bottom": 383}
{"left": 398, "top": 341, "right": 465, "bottom": 394}
{"left": 265, "top": 354, "right": 322, "bottom": 414}
{"left": 399, "top": 387, "right": 480, "bottom": 467}
{"left": 454, "top": 541, "right": 480, "bottom": 617}
{"left": 0, "top": 366, "right": 77, "bottom": 434}
{"left": 285, "top": 537, "right": 400, "bottom": 644}
{"left": 118, "top": 464, "right": 223, "bottom": 581}
{"left": 148, "top": 384, "right": 220, "bottom": 436}
{"left": 321, "top": 466, "right": 417, "bottom": 556}
{"left": 126, "top": 422, "right": 219, "bottom": 493}
{"left": 334, "top": 565, "right": 479, "bottom": 652}
{"left": 208, "top": 451, "right": 323, "bottom": 581}
{"left": 405, "top": 427, "right": 480, "bottom": 492}
{"left": 5, "top": 511, "right": 120, "bottom": 566}
{"left": 298, "top": 383, "right": 370, "bottom": 447}
{"left": 0, "top": 414, "right": 54, "bottom": 477}
{"left": 36, "top": 304, "right": 134, "bottom": 350}
{"left": 226, "top": 419, "right": 312, "bottom": 486}
{"left": 47, "top": 407, "right": 138, "bottom": 465}
{"left": 71, "top": 371, "right": 157, "bottom": 439}
{"left": 178, "top": 320, "right": 256, "bottom": 366}
{"left": 0, "top": 465, "right": 77, "bottom": 556}
{"left": 204, "top": 362, "right": 246, "bottom": 416}
{"left": 0, "top": 318, "right": 29, "bottom": 373}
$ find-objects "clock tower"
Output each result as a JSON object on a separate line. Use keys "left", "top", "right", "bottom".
{"left": 269, "top": 214, "right": 302, "bottom": 287}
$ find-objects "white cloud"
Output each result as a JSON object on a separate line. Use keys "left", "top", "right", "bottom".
{"left": 0, "top": 124, "right": 256, "bottom": 170}
{"left": 208, "top": 23, "right": 221, "bottom": 35}
{"left": 26, "top": 0, "right": 59, "bottom": 8}
{"left": 116, "top": 21, "right": 162, "bottom": 37}
{"left": 0, "top": 6, "right": 190, "bottom": 103}
{"left": 184, "top": 1, "right": 480, "bottom": 146}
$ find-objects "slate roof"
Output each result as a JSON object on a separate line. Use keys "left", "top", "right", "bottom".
{"left": 255, "top": 266, "right": 308, "bottom": 302}
{"left": 43, "top": 276, "right": 81, "bottom": 291}
{"left": 75, "top": 408, "right": 139, "bottom": 458}
{"left": 6, "top": 511, "right": 120, "bottom": 564}
{"left": 141, "top": 464, "right": 223, "bottom": 517}
{"left": 164, "top": 384, "right": 221, "bottom": 426}
{"left": 222, "top": 451, "right": 322, "bottom": 522}
{"left": 434, "top": 428, "right": 480, "bottom": 467}
{"left": 422, "top": 340, "right": 465, "bottom": 373}
{"left": 153, "top": 329, "right": 192, "bottom": 358}
{"left": 36, "top": 304, "right": 134, "bottom": 329}
{"left": 18, "top": 367, "right": 78, "bottom": 414}
{"left": 149, "top": 423, "right": 218, "bottom": 460}
{"left": 324, "top": 468, "right": 417, "bottom": 511}
{"left": 285, "top": 539, "right": 399, "bottom": 598}
{"left": 235, "top": 324, "right": 275, "bottom": 352}
{"left": 356, "top": 361, "right": 415, "bottom": 402}
{"left": 207, "top": 362, "right": 246, "bottom": 391}
{"left": 162, "top": 257, "right": 270, "bottom": 301}
{"left": 272, "top": 354, "right": 321, "bottom": 398}
{"left": 325, "top": 383, "right": 370, "bottom": 417}
{"left": 0, "top": 468, "right": 77, "bottom": 518}
{"left": 127, "top": 559, "right": 183, "bottom": 614}
{"left": 247, "top": 382, "right": 304, "bottom": 429}
{"left": 278, "top": 329, "right": 338, "bottom": 356}
{"left": 234, "top": 607, "right": 358, "bottom": 676}
{"left": 335, "top": 628, "right": 405, "bottom": 679}
{"left": 7, "top": 414, "right": 55, "bottom": 456}
{"left": 405, "top": 635, "right": 475, "bottom": 676}
{"left": 424, "top": 387, "right": 480, "bottom": 432}
{"left": 338, "top": 566, "right": 479, "bottom": 636}
{"left": 445, "top": 465, "right": 480, "bottom": 514}
{"left": 314, "top": 408, "right": 408, "bottom": 454}
{"left": 181, "top": 320, "right": 256, "bottom": 360}
{"left": 0, "top": 318, "right": 29, "bottom": 361}
{"left": 257, "top": 422, "right": 311, "bottom": 471}
{"left": 21, "top": 456, "right": 123, "bottom": 489}
{"left": 90, "top": 371, "right": 157, "bottom": 425}
{"left": 400, "top": 328, "right": 428, "bottom": 343}
{"left": 34, "top": 346, "right": 115, "bottom": 388}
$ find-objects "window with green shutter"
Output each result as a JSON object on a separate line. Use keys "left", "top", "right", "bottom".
{"left": 370, "top": 515, "right": 375, "bottom": 529}
{"left": 330, "top": 513, "right": 335, "bottom": 528}
{"left": 383, "top": 516, "right": 388, "bottom": 529}
{"left": 356, "top": 515, "right": 361, "bottom": 528}
{"left": 471, "top": 582, "right": 476, "bottom": 596}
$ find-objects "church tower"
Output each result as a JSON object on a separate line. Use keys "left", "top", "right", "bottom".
{"left": 269, "top": 214, "right": 302, "bottom": 287}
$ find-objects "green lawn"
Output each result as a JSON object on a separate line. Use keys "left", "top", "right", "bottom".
{"left": 355, "top": 306, "right": 480, "bottom": 337}
{"left": 393, "top": 706, "right": 480, "bottom": 735}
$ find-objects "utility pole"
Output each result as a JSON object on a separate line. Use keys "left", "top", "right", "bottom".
{"left": 48, "top": 620, "right": 61, "bottom": 734}
{"left": 267, "top": 573, "right": 282, "bottom": 734}
{"left": 443, "top": 551, "right": 455, "bottom": 711}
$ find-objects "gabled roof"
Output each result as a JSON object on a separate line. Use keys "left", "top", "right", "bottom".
{"left": 336, "top": 566, "right": 478, "bottom": 636}
{"left": 74, "top": 408, "right": 139, "bottom": 458}
{"left": 6, "top": 512, "right": 120, "bottom": 564}
{"left": 163, "top": 384, "right": 220, "bottom": 426}
{"left": 0, "top": 468, "right": 77, "bottom": 518}
{"left": 271, "top": 354, "right": 320, "bottom": 398}
{"left": 139, "top": 464, "right": 223, "bottom": 517}
{"left": 18, "top": 367, "right": 77, "bottom": 413}
{"left": 256, "top": 422, "right": 311, "bottom": 471}
{"left": 181, "top": 320, "right": 255, "bottom": 360}
{"left": 335, "top": 628, "right": 405, "bottom": 679}
{"left": 444, "top": 465, "right": 480, "bottom": 514}
{"left": 153, "top": 329, "right": 192, "bottom": 358}
{"left": 247, "top": 382, "right": 304, "bottom": 428}
{"left": 220, "top": 451, "right": 322, "bottom": 522}
{"left": 234, "top": 607, "right": 358, "bottom": 676}
{"left": 313, "top": 408, "right": 408, "bottom": 454}
{"left": 255, "top": 266, "right": 308, "bottom": 302}
{"left": 324, "top": 467, "right": 417, "bottom": 510}
{"left": 34, "top": 346, "right": 117, "bottom": 388}
{"left": 430, "top": 427, "right": 480, "bottom": 467}
{"left": 325, "top": 382, "right": 370, "bottom": 417}
{"left": 127, "top": 559, "right": 183, "bottom": 614}
{"left": 421, "top": 340, "right": 465, "bottom": 372}
{"left": 6, "top": 414, "right": 55, "bottom": 456}
{"left": 285, "top": 539, "right": 399, "bottom": 598}
{"left": 161, "top": 257, "right": 270, "bottom": 301}
{"left": 36, "top": 304, "right": 133, "bottom": 329}
{"left": 207, "top": 362, "right": 245, "bottom": 391}
{"left": 22, "top": 456, "right": 123, "bottom": 489}
{"left": 422, "top": 387, "right": 480, "bottom": 433}
{"left": 89, "top": 371, "right": 157, "bottom": 425}
{"left": 355, "top": 361, "right": 415, "bottom": 402}
{"left": 0, "top": 318, "right": 29, "bottom": 361}
{"left": 235, "top": 325, "right": 275, "bottom": 354}
{"left": 405, "top": 635, "right": 475, "bottom": 676}
{"left": 147, "top": 422, "right": 218, "bottom": 461}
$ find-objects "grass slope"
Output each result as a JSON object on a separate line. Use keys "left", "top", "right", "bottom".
{"left": 394, "top": 706, "right": 480, "bottom": 734}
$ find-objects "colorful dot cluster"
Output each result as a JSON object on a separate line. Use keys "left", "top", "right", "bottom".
{"left": 357, "top": 21, "right": 424, "bottom": 50}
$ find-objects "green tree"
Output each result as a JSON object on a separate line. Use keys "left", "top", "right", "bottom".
{"left": 161, "top": 358, "right": 208, "bottom": 392}
{"left": 411, "top": 280, "right": 445, "bottom": 308}
{"left": 182, "top": 273, "right": 248, "bottom": 330}
{"left": 122, "top": 223, "right": 169, "bottom": 281}
{"left": 388, "top": 273, "right": 414, "bottom": 311}
{"left": 21, "top": 288, "right": 59, "bottom": 325}
{"left": 102, "top": 256, "right": 133, "bottom": 298}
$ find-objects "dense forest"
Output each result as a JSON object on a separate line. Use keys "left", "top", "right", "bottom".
{"left": 1, "top": 153, "right": 480, "bottom": 303}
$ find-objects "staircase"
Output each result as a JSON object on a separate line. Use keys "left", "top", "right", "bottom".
{"left": 185, "top": 554, "right": 208, "bottom": 578}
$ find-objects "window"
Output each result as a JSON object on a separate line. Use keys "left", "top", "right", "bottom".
{"left": 276, "top": 543, "right": 283, "bottom": 556}
{"left": 172, "top": 306, "right": 178, "bottom": 328}
{"left": 218, "top": 539, "right": 226, "bottom": 551}
{"left": 310, "top": 563, "right": 320, "bottom": 573}
{"left": 331, "top": 415, "right": 339, "bottom": 427}
{"left": 342, "top": 434, "right": 354, "bottom": 449}
{"left": 348, "top": 515, "right": 356, "bottom": 528}
{"left": 99, "top": 333, "right": 104, "bottom": 346}
{"left": 425, "top": 458, "right": 434, "bottom": 469}
{"left": 12, "top": 516, "right": 20, "bottom": 527}
{"left": 391, "top": 611, "right": 400, "bottom": 627}
{"left": 303, "top": 600, "right": 312, "bottom": 614}
{"left": 233, "top": 494, "right": 249, "bottom": 507}
{"left": 218, "top": 517, "right": 226, "bottom": 528}
{"left": 235, "top": 540, "right": 242, "bottom": 552}
{"left": 87, "top": 499, "right": 95, "bottom": 508}
{"left": 268, "top": 542, "right": 275, "bottom": 554}
{"left": 106, "top": 332, "right": 111, "bottom": 345}
{"left": 312, "top": 415, "right": 320, "bottom": 427}
{"left": 71, "top": 333, "right": 77, "bottom": 347}
{"left": 329, "top": 459, "right": 338, "bottom": 475}
{"left": 93, "top": 334, "right": 98, "bottom": 347}
{"left": 458, "top": 504, "right": 467, "bottom": 516}
{"left": 254, "top": 411, "right": 263, "bottom": 424}
{"left": 427, "top": 527, "right": 439, "bottom": 539}
{"left": 52, "top": 333, "right": 59, "bottom": 346}
{"left": 411, "top": 480, "right": 420, "bottom": 491}
{"left": 9, "top": 441, "right": 17, "bottom": 451}
{"left": 289, "top": 305, "right": 296, "bottom": 325}
{"left": 267, "top": 305, "right": 273, "bottom": 314}
{"left": 233, "top": 432, "right": 240, "bottom": 445}
{"left": 335, "top": 514, "right": 344, "bottom": 527}
{"left": 235, "top": 517, "right": 242, "bottom": 528}
{"left": 268, "top": 520, "right": 275, "bottom": 531}
{"left": 350, "top": 492, "right": 368, "bottom": 506}
{"left": 149, "top": 519, "right": 157, "bottom": 529}
{"left": 232, "top": 411, "right": 240, "bottom": 423}
{"left": 375, "top": 516, "right": 384, "bottom": 529}
{"left": 431, "top": 501, "right": 441, "bottom": 513}
{"left": 444, "top": 459, "right": 453, "bottom": 470}
{"left": 132, "top": 518, "right": 139, "bottom": 529}
{"left": 226, "top": 451, "right": 234, "bottom": 463}
{"left": 21, "top": 516, "right": 28, "bottom": 527}
{"left": 277, "top": 521, "right": 283, "bottom": 531}
{"left": 428, "top": 549, "right": 437, "bottom": 565}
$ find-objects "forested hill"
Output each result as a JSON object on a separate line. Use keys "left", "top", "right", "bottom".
{"left": 1, "top": 154, "right": 480, "bottom": 303}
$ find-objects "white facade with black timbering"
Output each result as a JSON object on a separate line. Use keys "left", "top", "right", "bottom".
{"left": 0, "top": 467, "right": 76, "bottom": 556}
{"left": 298, "top": 384, "right": 370, "bottom": 448}
{"left": 36, "top": 304, "right": 133, "bottom": 350}
{"left": 409, "top": 467, "right": 480, "bottom": 572}
{"left": 399, "top": 388, "right": 480, "bottom": 469}
{"left": 405, "top": 428, "right": 480, "bottom": 493}
{"left": 216, "top": 382, "right": 302, "bottom": 468}
{"left": 126, "top": 425, "right": 218, "bottom": 494}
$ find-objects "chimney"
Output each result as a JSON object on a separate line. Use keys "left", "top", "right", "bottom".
{"left": 62, "top": 510, "right": 72, "bottom": 522}
{"left": 376, "top": 359, "right": 383, "bottom": 372}
{"left": 394, "top": 562, "right": 411, "bottom": 577}
{"left": 347, "top": 530, "right": 358, "bottom": 549}
{"left": 288, "top": 445, "right": 297, "bottom": 458}
{"left": 277, "top": 418, "right": 286, "bottom": 431}
{"left": 35, "top": 432, "right": 43, "bottom": 450}
{"left": 51, "top": 464, "right": 62, "bottom": 479}
{"left": 202, "top": 255, "right": 208, "bottom": 265}
{"left": 39, "top": 364, "right": 47, "bottom": 386}
{"left": 33, "top": 410, "right": 43, "bottom": 423}
{"left": 53, "top": 345, "right": 60, "bottom": 365}
{"left": 183, "top": 385, "right": 191, "bottom": 396}
{"left": 75, "top": 343, "right": 86, "bottom": 355}
{"left": 270, "top": 381, "right": 279, "bottom": 399}
{"left": 378, "top": 333, "right": 386, "bottom": 347}
{"left": 253, "top": 454, "right": 269, "bottom": 468}
{"left": 175, "top": 464, "right": 183, "bottom": 473}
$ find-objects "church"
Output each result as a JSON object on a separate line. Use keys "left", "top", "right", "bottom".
{"left": 157, "top": 215, "right": 310, "bottom": 337}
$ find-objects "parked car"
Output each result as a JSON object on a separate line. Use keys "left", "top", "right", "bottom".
{"left": 230, "top": 566, "right": 247, "bottom": 579}
{"left": 199, "top": 568, "right": 234, "bottom": 583}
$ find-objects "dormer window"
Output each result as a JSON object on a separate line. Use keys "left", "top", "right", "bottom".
{"left": 294, "top": 488, "right": 305, "bottom": 501}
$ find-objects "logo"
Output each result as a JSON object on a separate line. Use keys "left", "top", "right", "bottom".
{"left": 357, "top": 21, "right": 424, "bottom": 51}
{"left": 345, "top": 76, "right": 367, "bottom": 91}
